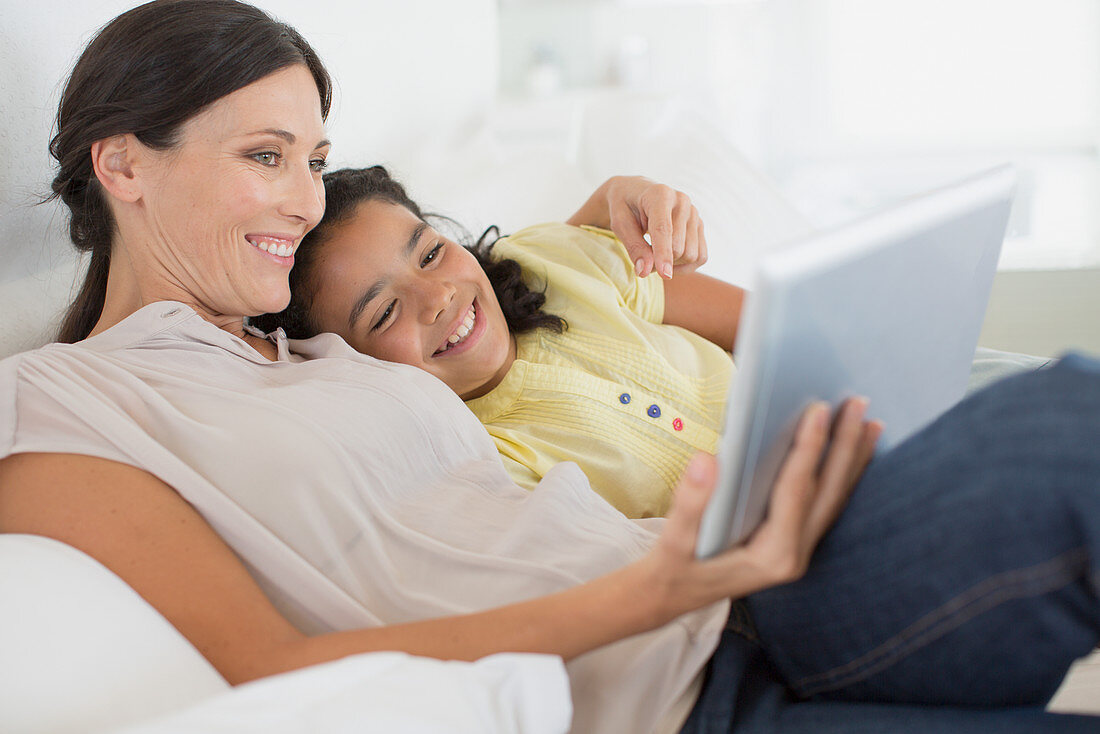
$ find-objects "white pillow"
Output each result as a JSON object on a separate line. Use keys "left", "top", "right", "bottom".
{"left": 113, "top": 651, "right": 572, "bottom": 734}
{"left": 0, "top": 534, "right": 572, "bottom": 734}
{"left": 0, "top": 259, "right": 83, "bottom": 360}
{"left": 0, "top": 534, "right": 229, "bottom": 734}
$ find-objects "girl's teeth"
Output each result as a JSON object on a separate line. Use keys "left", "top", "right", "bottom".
{"left": 448, "top": 323, "right": 471, "bottom": 344}
{"left": 445, "top": 306, "right": 477, "bottom": 347}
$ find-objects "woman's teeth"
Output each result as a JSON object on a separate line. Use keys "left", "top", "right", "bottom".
{"left": 440, "top": 304, "right": 476, "bottom": 352}
{"left": 248, "top": 237, "right": 296, "bottom": 257}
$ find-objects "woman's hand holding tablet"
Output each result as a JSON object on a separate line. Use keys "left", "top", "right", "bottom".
{"left": 629, "top": 400, "right": 881, "bottom": 626}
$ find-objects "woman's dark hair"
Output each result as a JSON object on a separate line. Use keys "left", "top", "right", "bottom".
{"left": 50, "top": 0, "right": 333, "bottom": 343}
{"left": 251, "top": 166, "right": 566, "bottom": 341}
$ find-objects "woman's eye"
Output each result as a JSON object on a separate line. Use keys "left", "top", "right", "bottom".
{"left": 421, "top": 243, "right": 444, "bottom": 267}
{"left": 371, "top": 301, "right": 395, "bottom": 331}
{"left": 309, "top": 158, "right": 328, "bottom": 173}
{"left": 252, "top": 151, "right": 280, "bottom": 167}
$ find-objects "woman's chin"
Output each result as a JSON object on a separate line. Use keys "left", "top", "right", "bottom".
{"left": 248, "top": 290, "right": 291, "bottom": 321}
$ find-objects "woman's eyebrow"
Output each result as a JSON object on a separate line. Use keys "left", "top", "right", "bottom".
{"left": 242, "top": 129, "right": 331, "bottom": 149}
{"left": 347, "top": 221, "right": 428, "bottom": 329}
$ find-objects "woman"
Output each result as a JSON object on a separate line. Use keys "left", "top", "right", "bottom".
{"left": 0, "top": 2, "right": 1097, "bottom": 733}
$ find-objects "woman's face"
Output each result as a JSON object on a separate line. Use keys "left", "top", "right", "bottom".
{"left": 133, "top": 64, "right": 330, "bottom": 320}
{"left": 307, "top": 200, "right": 515, "bottom": 399}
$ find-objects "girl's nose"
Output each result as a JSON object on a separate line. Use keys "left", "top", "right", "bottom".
{"left": 421, "top": 278, "right": 456, "bottom": 324}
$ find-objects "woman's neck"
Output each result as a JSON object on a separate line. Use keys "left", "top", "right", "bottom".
{"left": 87, "top": 247, "right": 147, "bottom": 338}
{"left": 89, "top": 246, "right": 277, "bottom": 361}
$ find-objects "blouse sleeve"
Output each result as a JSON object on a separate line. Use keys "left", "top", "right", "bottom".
{"left": 0, "top": 354, "right": 19, "bottom": 458}
{"left": 491, "top": 223, "right": 665, "bottom": 324}
{"left": 0, "top": 348, "right": 142, "bottom": 468}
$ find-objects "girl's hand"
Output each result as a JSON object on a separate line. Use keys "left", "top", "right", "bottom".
{"left": 567, "top": 176, "right": 707, "bottom": 279}
{"left": 636, "top": 398, "right": 883, "bottom": 625}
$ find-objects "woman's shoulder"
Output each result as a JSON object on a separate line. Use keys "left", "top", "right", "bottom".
{"left": 0, "top": 305, "right": 231, "bottom": 463}
{"left": 0, "top": 346, "right": 83, "bottom": 463}
{"left": 0, "top": 342, "right": 83, "bottom": 407}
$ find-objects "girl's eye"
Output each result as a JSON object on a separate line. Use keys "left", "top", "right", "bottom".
{"left": 371, "top": 300, "right": 396, "bottom": 331}
{"left": 252, "top": 151, "right": 280, "bottom": 167}
{"left": 421, "top": 243, "right": 444, "bottom": 267}
{"left": 309, "top": 158, "right": 328, "bottom": 173}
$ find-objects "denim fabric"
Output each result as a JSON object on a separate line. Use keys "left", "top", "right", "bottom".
{"left": 682, "top": 353, "right": 1100, "bottom": 732}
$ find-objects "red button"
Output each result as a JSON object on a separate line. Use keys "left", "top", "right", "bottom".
{"left": 673, "top": 418, "right": 683, "bottom": 431}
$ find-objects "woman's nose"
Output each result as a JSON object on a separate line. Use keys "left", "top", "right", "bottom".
{"left": 279, "top": 162, "right": 325, "bottom": 226}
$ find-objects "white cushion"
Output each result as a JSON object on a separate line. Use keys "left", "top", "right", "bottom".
{"left": 0, "top": 534, "right": 228, "bottom": 734}
{"left": 114, "top": 652, "right": 571, "bottom": 734}
{"left": 0, "top": 260, "right": 83, "bottom": 360}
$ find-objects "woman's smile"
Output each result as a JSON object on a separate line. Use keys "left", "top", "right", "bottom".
{"left": 246, "top": 233, "right": 302, "bottom": 265}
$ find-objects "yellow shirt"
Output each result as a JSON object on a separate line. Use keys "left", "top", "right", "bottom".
{"left": 465, "top": 223, "right": 734, "bottom": 518}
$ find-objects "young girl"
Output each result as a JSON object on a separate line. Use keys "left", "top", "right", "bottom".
{"left": 254, "top": 165, "right": 747, "bottom": 518}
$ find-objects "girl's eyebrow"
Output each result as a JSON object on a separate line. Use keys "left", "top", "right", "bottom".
{"left": 347, "top": 221, "right": 429, "bottom": 329}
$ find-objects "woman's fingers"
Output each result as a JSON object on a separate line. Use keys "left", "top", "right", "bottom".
{"left": 768, "top": 401, "right": 831, "bottom": 521}
{"left": 804, "top": 401, "right": 879, "bottom": 543}
{"left": 741, "top": 399, "right": 878, "bottom": 580}
{"left": 815, "top": 398, "right": 868, "bottom": 495}
{"left": 659, "top": 453, "right": 718, "bottom": 559}
{"left": 647, "top": 401, "right": 880, "bottom": 616}
{"left": 853, "top": 420, "right": 884, "bottom": 484}
{"left": 746, "top": 402, "right": 830, "bottom": 550}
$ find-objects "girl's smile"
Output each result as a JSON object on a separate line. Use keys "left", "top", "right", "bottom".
{"left": 434, "top": 300, "right": 483, "bottom": 357}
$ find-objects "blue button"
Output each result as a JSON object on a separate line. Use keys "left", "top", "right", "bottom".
{"left": 647, "top": 404, "right": 661, "bottom": 418}
{"left": 619, "top": 393, "right": 631, "bottom": 404}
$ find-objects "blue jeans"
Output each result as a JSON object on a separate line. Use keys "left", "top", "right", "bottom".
{"left": 682, "top": 353, "right": 1100, "bottom": 732}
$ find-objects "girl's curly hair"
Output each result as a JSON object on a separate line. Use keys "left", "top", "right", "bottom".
{"left": 251, "top": 165, "right": 566, "bottom": 340}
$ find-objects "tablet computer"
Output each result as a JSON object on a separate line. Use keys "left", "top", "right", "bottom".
{"left": 695, "top": 166, "right": 1017, "bottom": 558}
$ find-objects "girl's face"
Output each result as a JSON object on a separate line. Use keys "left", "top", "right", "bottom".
{"left": 307, "top": 200, "right": 515, "bottom": 399}
{"left": 131, "top": 64, "right": 330, "bottom": 322}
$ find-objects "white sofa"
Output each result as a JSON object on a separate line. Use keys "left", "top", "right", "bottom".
{"left": 1, "top": 2, "right": 1096, "bottom": 732}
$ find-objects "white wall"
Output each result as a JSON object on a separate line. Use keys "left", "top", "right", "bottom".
{"left": 499, "top": 0, "right": 1100, "bottom": 269}
{"left": 496, "top": 0, "right": 1100, "bottom": 356}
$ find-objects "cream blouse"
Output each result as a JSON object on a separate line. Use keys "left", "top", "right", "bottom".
{"left": 0, "top": 302, "right": 726, "bottom": 734}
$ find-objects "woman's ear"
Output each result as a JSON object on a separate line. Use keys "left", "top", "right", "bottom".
{"left": 90, "top": 134, "right": 142, "bottom": 203}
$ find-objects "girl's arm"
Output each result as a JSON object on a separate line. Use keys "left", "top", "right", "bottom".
{"left": 567, "top": 176, "right": 743, "bottom": 350}
{"left": 567, "top": 176, "right": 707, "bottom": 280}
{"left": 662, "top": 272, "right": 747, "bottom": 352}
{"left": 0, "top": 400, "right": 877, "bottom": 685}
